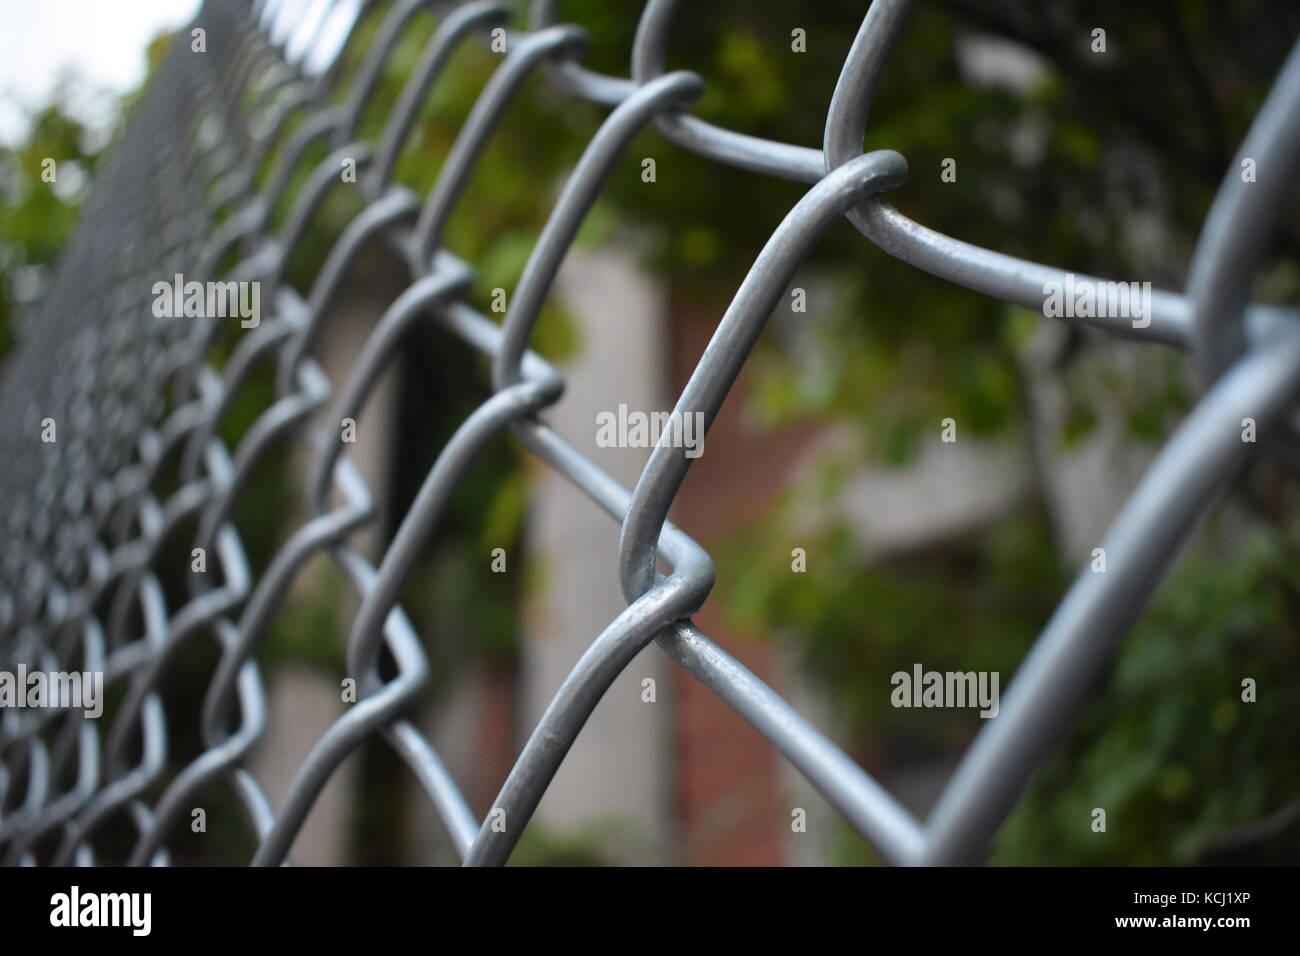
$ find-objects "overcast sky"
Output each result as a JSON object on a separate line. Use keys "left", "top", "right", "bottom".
{"left": 0, "top": 0, "right": 358, "bottom": 145}
{"left": 0, "top": 0, "right": 209, "bottom": 143}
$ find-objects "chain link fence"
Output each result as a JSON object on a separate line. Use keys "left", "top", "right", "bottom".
{"left": 1, "top": 0, "right": 1298, "bottom": 866}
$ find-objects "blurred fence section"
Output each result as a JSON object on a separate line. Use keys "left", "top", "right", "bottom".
{"left": 1, "top": 0, "right": 1299, "bottom": 866}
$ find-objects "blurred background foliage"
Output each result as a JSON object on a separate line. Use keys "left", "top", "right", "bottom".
{"left": 2, "top": 0, "right": 1299, "bottom": 864}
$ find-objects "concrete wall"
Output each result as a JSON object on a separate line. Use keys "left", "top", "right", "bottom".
{"left": 517, "top": 242, "right": 675, "bottom": 861}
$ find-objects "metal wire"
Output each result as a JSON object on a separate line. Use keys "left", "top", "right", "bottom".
{"left": 1, "top": 0, "right": 1298, "bottom": 867}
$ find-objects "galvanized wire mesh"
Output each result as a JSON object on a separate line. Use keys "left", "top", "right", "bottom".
{"left": 2, "top": 0, "right": 1299, "bottom": 866}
